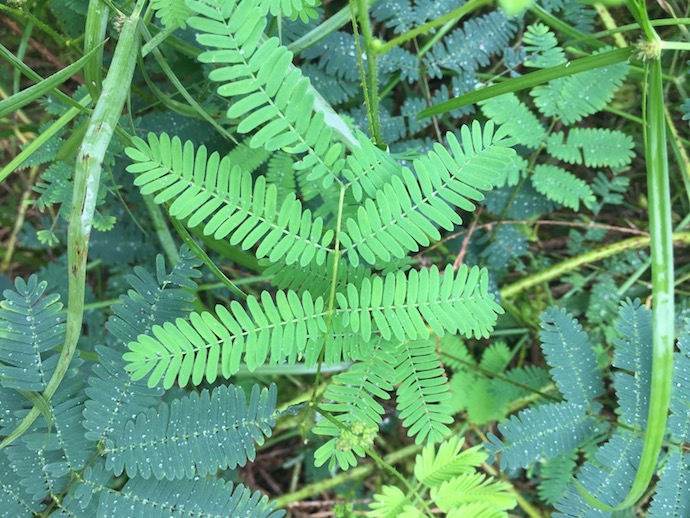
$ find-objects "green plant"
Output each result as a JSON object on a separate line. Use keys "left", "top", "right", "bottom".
{"left": 1, "top": 0, "right": 689, "bottom": 515}
{"left": 487, "top": 300, "right": 690, "bottom": 517}
{"left": 369, "top": 436, "right": 517, "bottom": 516}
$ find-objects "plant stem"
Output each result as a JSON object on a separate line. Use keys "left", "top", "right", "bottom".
{"left": 352, "top": 0, "right": 384, "bottom": 148}
{"left": 142, "top": 194, "right": 180, "bottom": 265}
{"left": 1, "top": 166, "right": 39, "bottom": 271}
{"left": 594, "top": 3, "right": 628, "bottom": 48}
{"left": 576, "top": 56, "right": 675, "bottom": 513}
{"left": 500, "top": 232, "right": 690, "bottom": 300}
{"left": 0, "top": 42, "right": 89, "bottom": 113}
{"left": 0, "top": 0, "right": 146, "bottom": 450}
{"left": 419, "top": 47, "right": 633, "bottom": 118}
{"left": 312, "top": 184, "right": 346, "bottom": 402}
{"left": 84, "top": 0, "right": 109, "bottom": 97}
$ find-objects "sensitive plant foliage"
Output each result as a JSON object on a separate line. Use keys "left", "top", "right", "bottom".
{"left": 0, "top": 249, "right": 284, "bottom": 516}
{"left": 1, "top": 0, "right": 686, "bottom": 514}
{"left": 479, "top": 23, "right": 634, "bottom": 212}
{"left": 369, "top": 436, "right": 517, "bottom": 517}
{"left": 443, "top": 337, "right": 551, "bottom": 424}
{"left": 119, "top": 0, "right": 516, "bottom": 471}
{"left": 487, "top": 301, "right": 690, "bottom": 516}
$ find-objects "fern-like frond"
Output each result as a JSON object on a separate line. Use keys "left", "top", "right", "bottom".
{"left": 106, "top": 384, "right": 277, "bottom": 479}
{"left": 480, "top": 225, "right": 528, "bottom": 272}
{"left": 4, "top": 368, "right": 93, "bottom": 508}
{"left": 537, "top": 450, "right": 578, "bottom": 505}
{"left": 523, "top": 23, "right": 566, "bottom": 68}
{"left": 151, "top": 0, "right": 191, "bottom": 28}
{"left": 479, "top": 93, "right": 546, "bottom": 149}
{"left": 339, "top": 122, "right": 515, "bottom": 267}
{"left": 105, "top": 247, "right": 201, "bottom": 344}
{"left": 302, "top": 63, "right": 359, "bottom": 105}
{"left": 554, "top": 433, "right": 643, "bottom": 516}
{"left": 95, "top": 471, "right": 284, "bottom": 517}
{"left": 430, "top": 472, "right": 516, "bottom": 513}
{"left": 394, "top": 339, "right": 453, "bottom": 443}
{"left": 188, "top": 0, "right": 345, "bottom": 188}
{"left": 266, "top": 151, "right": 296, "bottom": 203}
{"left": 313, "top": 341, "right": 396, "bottom": 469}
{"left": 491, "top": 365, "right": 552, "bottom": 406}
{"left": 539, "top": 306, "right": 604, "bottom": 411}
{"left": 342, "top": 131, "right": 405, "bottom": 202}
{"left": 0, "top": 456, "right": 45, "bottom": 515}
{"left": 317, "top": 342, "right": 396, "bottom": 429}
{"left": 531, "top": 164, "right": 595, "bottom": 211}
{"left": 368, "top": 485, "right": 412, "bottom": 517}
{"left": 414, "top": 436, "right": 486, "bottom": 488}
{"left": 370, "top": 0, "right": 412, "bottom": 31}
{"left": 425, "top": 11, "right": 516, "bottom": 77}
{"left": 256, "top": 0, "right": 320, "bottom": 22}
{"left": 486, "top": 402, "right": 599, "bottom": 469}
{"left": 440, "top": 333, "right": 475, "bottom": 371}
{"left": 33, "top": 161, "right": 72, "bottom": 218}
{"left": 262, "top": 254, "right": 370, "bottom": 300}
{"left": 84, "top": 247, "right": 201, "bottom": 444}
{"left": 611, "top": 299, "right": 652, "bottom": 428}
{"left": 302, "top": 31, "right": 361, "bottom": 81}
{"left": 125, "top": 133, "right": 334, "bottom": 267}
{"left": 336, "top": 264, "right": 504, "bottom": 342}
{"left": 124, "top": 289, "right": 326, "bottom": 388}
{"left": 530, "top": 47, "right": 629, "bottom": 124}
{"left": 647, "top": 451, "right": 690, "bottom": 518}
{"left": 226, "top": 138, "right": 272, "bottom": 174}
{"left": 546, "top": 128, "right": 635, "bottom": 168}
{"left": 0, "top": 275, "right": 65, "bottom": 392}
{"left": 379, "top": 47, "right": 420, "bottom": 83}
{"left": 479, "top": 341, "right": 512, "bottom": 373}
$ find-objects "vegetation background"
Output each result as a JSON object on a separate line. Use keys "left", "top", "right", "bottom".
{"left": 0, "top": 0, "right": 688, "bottom": 516}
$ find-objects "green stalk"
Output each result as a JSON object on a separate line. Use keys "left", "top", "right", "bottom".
{"left": 142, "top": 194, "right": 180, "bottom": 266}
{"left": 311, "top": 184, "right": 346, "bottom": 402}
{"left": 500, "top": 232, "right": 690, "bottom": 299}
{"left": 419, "top": 47, "right": 633, "bottom": 118}
{"left": 563, "top": 18, "right": 690, "bottom": 48}
{"left": 353, "top": 0, "right": 386, "bottom": 149}
{"left": 0, "top": 0, "right": 146, "bottom": 450}
{"left": 0, "top": 43, "right": 89, "bottom": 113}
{"left": 0, "top": 44, "right": 103, "bottom": 118}
{"left": 1, "top": 166, "right": 39, "bottom": 271}
{"left": 577, "top": 58, "right": 674, "bottom": 513}
{"left": 84, "top": 0, "right": 109, "bottom": 97}
{"left": 140, "top": 25, "right": 177, "bottom": 57}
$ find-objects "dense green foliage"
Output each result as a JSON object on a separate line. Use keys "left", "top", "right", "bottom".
{"left": 0, "top": 0, "right": 689, "bottom": 516}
